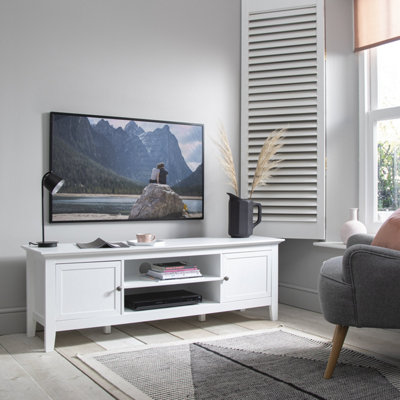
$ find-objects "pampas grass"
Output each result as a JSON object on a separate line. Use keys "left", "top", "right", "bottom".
{"left": 216, "top": 124, "right": 285, "bottom": 198}
{"left": 249, "top": 128, "right": 285, "bottom": 199}
{"left": 215, "top": 124, "right": 239, "bottom": 196}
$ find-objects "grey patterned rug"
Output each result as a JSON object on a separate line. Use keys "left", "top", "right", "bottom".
{"left": 78, "top": 328, "right": 400, "bottom": 400}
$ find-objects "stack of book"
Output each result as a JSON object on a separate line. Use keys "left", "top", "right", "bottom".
{"left": 146, "top": 261, "right": 202, "bottom": 280}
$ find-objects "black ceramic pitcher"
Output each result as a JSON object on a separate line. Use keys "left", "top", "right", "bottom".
{"left": 227, "top": 193, "right": 262, "bottom": 238}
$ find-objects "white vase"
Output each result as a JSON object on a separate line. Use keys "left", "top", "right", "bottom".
{"left": 340, "top": 208, "right": 367, "bottom": 244}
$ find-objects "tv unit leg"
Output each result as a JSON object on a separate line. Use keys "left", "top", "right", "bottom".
{"left": 103, "top": 326, "right": 112, "bottom": 334}
{"left": 44, "top": 329, "right": 56, "bottom": 352}
{"left": 198, "top": 314, "right": 206, "bottom": 322}
{"left": 269, "top": 303, "right": 278, "bottom": 321}
{"left": 26, "top": 315, "right": 36, "bottom": 337}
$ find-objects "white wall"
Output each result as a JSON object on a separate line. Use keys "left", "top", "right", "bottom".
{"left": 0, "top": 0, "right": 361, "bottom": 333}
{"left": 0, "top": 0, "right": 241, "bottom": 333}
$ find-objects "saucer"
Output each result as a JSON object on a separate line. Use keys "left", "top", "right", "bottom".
{"left": 127, "top": 239, "right": 164, "bottom": 247}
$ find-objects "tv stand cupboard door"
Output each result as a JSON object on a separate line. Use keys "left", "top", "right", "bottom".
{"left": 56, "top": 261, "right": 122, "bottom": 321}
{"left": 220, "top": 251, "right": 271, "bottom": 303}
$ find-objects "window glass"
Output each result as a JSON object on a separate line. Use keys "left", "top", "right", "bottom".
{"left": 361, "top": 40, "right": 400, "bottom": 231}
{"left": 377, "top": 119, "right": 400, "bottom": 215}
{"left": 376, "top": 41, "right": 400, "bottom": 109}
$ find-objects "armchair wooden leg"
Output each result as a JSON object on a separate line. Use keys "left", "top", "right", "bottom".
{"left": 324, "top": 324, "right": 349, "bottom": 379}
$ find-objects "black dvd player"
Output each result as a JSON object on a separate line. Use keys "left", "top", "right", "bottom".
{"left": 125, "top": 289, "right": 202, "bottom": 311}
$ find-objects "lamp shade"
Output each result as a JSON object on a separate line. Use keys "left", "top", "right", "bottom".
{"left": 36, "top": 171, "right": 65, "bottom": 248}
{"left": 42, "top": 171, "right": 65, "bottom": 195}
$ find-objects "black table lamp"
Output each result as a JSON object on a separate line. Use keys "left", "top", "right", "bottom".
{"left": 37, "top": 171, "right": 65, "bottom": 247}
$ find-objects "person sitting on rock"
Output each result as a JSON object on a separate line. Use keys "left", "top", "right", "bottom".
{"left": 158, "top": 162, "right": 168, "bottom": 184}
{"left": 149, "top": 165, "right": 160, "bottom": 183}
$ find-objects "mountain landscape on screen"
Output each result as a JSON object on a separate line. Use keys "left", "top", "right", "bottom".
{"left": 52, "top": 114, "right": 202, "bottom": 194}
{"left": 50, "top": 112, "right": 204, "bottom": 222}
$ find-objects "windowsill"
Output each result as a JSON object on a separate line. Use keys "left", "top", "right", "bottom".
{"left": 313, "top": 241, "right": 346, "bottom": 250}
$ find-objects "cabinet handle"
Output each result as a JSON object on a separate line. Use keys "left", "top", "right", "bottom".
{"left": 223, "top": 276, "right": 229, "bottom": 281}
{"left": 116, "top": 286, "right": 122, "bottom": 291}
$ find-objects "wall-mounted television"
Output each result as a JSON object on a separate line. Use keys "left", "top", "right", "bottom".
{"left": 49, "top": 112, "right": 204, "bottom": 222}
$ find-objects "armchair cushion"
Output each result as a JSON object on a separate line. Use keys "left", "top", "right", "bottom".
{"left": 371, "top": 208, "right": 400, "bottom": 250}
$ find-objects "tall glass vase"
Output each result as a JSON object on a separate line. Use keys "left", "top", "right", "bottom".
{"left": 340, "top": 208, "right": 367, "bottom": 244}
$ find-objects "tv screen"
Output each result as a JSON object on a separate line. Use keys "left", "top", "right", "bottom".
{"left": 49, "top": 112, "right": 204, "bottom": 222}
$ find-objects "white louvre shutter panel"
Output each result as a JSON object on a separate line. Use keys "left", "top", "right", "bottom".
{"left": 241, "top": 0, "right": 325, "bottom": 239}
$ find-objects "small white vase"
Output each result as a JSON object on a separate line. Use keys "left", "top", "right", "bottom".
{"left": 340, "top": 208, "right": 367, "bottom": 244}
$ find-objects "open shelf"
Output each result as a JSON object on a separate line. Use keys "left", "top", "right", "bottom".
{"left": 123, "top": 298, "right": 218, "bottom": 314}
{"left": 124, "top": 273, "right": 222, "bottom": 289}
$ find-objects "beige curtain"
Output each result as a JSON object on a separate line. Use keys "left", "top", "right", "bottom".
{"left": 354, "top": 0, "right": 400, "bottom": 51}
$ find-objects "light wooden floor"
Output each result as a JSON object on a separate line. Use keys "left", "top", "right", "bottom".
{"left": 1, "top": 304, "right": 400, "bottom": 400}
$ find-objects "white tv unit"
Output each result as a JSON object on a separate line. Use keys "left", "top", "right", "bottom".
{"left": 22, "top": 236, "right": 283, "bottom": 352}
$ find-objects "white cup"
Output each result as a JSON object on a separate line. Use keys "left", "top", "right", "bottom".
{"left": 136, "top": 233, "right": 156, "bottom": 243}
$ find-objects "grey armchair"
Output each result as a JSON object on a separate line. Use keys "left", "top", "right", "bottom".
{"left": 318, "top": 233, "right": 400, "bottom": 378}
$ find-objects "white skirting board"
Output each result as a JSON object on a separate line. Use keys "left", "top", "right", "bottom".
{"left": 0, "top": 309, "right": 27, "bottom": 335}
{"left": 279, "top": 283, "right": 321, "bottom": 314}
{"left": 1, "top": 284, "right": 322, "bottom": 335}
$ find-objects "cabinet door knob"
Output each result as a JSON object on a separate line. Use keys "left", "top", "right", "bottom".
{"left": 223, "top": 276, "right": 229, "bottom": 281}
{"left": 116, "top": 286, "right": 122, "bottom": 291}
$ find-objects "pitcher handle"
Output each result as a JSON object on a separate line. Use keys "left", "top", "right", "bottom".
{"left": 253, "top": 202, "right": 262, "bottom": 228}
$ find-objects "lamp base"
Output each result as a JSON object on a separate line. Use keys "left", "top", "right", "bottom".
{"left": 37, "top": 241, "right": 58, "bottom": 248}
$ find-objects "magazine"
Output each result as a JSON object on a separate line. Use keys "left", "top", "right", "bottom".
{"left": 146, "top": 269, "right": 202, "bottom": 280}
{"left": 76, "top": 238, "right": 129, "bottom": 249}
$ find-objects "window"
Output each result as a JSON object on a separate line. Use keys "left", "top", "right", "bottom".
{"left": 359, "top": 40, "right": 400, "bottom": 232}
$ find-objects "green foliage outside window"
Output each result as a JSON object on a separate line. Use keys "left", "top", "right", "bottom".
{"left": 378, "top": 142, "right": 400, "bottom": 210}
{"left": 377, "top": 119, "right": 400, "bottom": 211}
